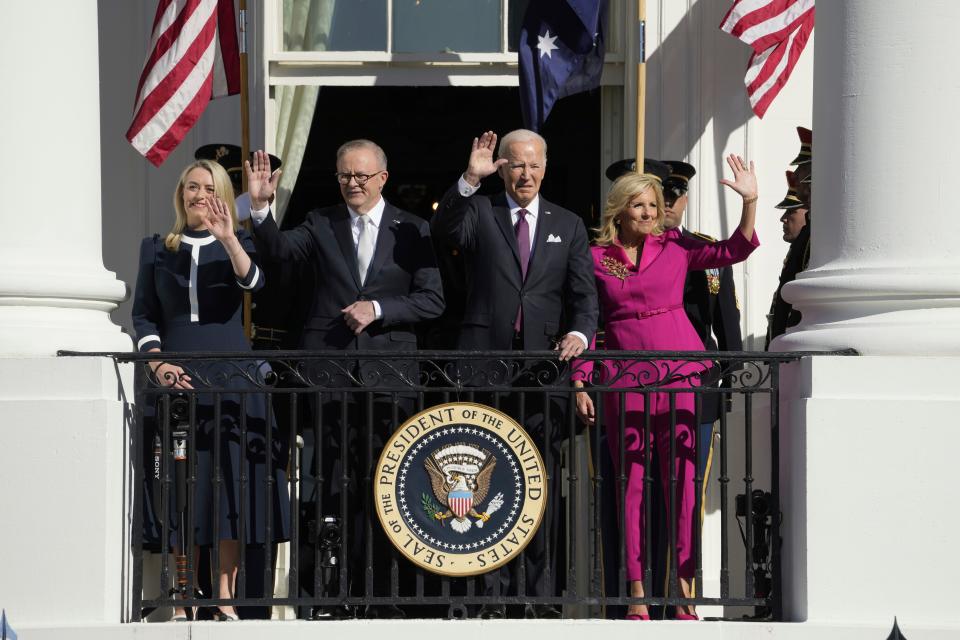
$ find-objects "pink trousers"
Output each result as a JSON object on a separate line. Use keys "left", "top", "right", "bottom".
{"left": 604, "top": 388, "right": 697, "bottom": 582}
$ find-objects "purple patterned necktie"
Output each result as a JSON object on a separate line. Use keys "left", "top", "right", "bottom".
{"left": 514, "top": 208, "right": 530, "bottom": 333}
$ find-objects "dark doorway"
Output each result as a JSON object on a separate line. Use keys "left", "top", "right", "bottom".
{"left": 282, "top": 86, "right": 601, "bottom": 230}
{"left": 256, "top": 85, "right": 601, "bottom": 348}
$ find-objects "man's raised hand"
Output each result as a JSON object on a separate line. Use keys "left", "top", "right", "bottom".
{"left": 463, "top": 131, "right": 508, "bottom": 187}
{"left": 245, "top": 149, "right": 281, "bottom": 210}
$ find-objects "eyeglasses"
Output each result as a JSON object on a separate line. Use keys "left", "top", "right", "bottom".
{"left": 335, "top": 171, "right": 384, "bottom": 186}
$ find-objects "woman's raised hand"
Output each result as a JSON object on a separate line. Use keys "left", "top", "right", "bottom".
{"left": 202, "top": 196, "right": 234, "bottom": 241}
{"left": 719, "top": 154, "right": 758, "bottom": 201}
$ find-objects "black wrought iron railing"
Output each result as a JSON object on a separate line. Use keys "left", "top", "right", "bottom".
{"left": 61, "top": 349, "right": 855, "bottom": 622}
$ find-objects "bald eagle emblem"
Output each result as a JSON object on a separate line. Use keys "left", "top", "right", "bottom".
{"left": 423, "top": 443, "right": 504, "bottom": 534}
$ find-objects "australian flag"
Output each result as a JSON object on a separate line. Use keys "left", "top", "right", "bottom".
{"left": 519, "top": 0, "right": 608, "bottom": 131}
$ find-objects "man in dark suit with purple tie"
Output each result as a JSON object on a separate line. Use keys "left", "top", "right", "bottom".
{"left": 434, "top": 130, "right": 596, "bottom": 356}
{"left": 433, "top": 130, "right": 598, "bottom": 618}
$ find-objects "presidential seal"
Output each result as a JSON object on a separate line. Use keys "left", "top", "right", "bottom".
{"left": 374, "top": 402, "right": 546, "bottom": 577}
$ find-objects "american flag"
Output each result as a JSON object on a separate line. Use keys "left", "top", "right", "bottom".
{"left": 126, "top": 0, "right": 241, "bottom": 167}
{"left": 720, "top": 0, "right": 815, "bottom": 118}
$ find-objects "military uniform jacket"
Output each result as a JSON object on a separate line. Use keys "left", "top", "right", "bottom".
{"left": 681, "top": 228, "right": 743, "bottom": 423}
{"left": 766, "top": 223, "right": 810, "bottom": 349}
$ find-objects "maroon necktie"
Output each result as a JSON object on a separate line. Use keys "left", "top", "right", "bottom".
{"left": 514, "top": 208, "right": 530, "bottom": 333}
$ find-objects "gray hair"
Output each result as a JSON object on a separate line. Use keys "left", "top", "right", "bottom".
{"left": 497, "top": 129, "right": 548, "bottom": 160}
{"left": 336, "top": 139, "right": 388, "bottom": 171}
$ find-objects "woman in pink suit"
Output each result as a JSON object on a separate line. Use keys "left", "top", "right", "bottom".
{"left": 574, "top": 155, "right": 759, "bottom": 620}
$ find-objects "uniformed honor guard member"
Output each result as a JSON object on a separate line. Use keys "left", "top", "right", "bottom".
{"left": 766, "top": 127, "right": 812, "bottom": 349}
{"left": 659, "top": 161, "right": 743, "bottom": 504}
{"left": 605, "top": 157, "right": 672, "bottom": 184}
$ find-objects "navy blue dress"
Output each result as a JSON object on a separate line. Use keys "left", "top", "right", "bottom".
{"left": 132, "top": 228, "right": 290, "bottom": 546}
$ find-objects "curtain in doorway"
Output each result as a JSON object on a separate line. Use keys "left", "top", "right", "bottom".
{"left": 275, "top": 0, "right": 334, "bottom": 223}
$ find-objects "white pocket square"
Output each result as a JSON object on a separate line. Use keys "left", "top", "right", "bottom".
{"left": 547, "top": 234, "right": 562, "bottom": 243}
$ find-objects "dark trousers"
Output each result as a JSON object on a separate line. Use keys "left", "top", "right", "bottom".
{"left": 478, "top": 337, "right": 570, "bottom": 603}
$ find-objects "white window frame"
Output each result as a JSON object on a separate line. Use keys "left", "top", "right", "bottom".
{"left": 263, "top": 0, "right": 625, "bottom": 87}
{"left": 256, "top": 0, "right": 632, "bottom": 190}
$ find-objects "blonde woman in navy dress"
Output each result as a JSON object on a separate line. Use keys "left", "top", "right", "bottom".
{"left": 132, "top": 159, "right": 289, "bottom": 620}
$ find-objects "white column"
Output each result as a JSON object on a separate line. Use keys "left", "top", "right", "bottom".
{"left": 0, "top": 0, "right": 129, "bottom": 356}
{"left": 773, "top": 2, "right": 960, "bottom": 635}
{"left": 772, "top": 0, "right": 960, "bottom": 355}
{"left": 0, "top": 0, "right": 134, "bottom": 628}
{"left": 779, "top": 356, "right": 960, "bottom": 631}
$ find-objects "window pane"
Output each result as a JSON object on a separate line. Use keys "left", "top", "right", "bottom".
{"left": 392, "top": 0, "right": 501, "bottom": 53}
{"left": 283, "top": 0, "right": 387, "bottom": 52}
{"left": 507, "top": 0, "right": 530, "bottom": 52}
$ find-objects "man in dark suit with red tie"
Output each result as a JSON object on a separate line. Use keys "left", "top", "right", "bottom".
{"left": 433, "top": 130, "right": 598, "bottom": 618}
{"left": 246, "top": 142, "right": 444, "bottom": 618}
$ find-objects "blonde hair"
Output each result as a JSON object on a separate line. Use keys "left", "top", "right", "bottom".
{"left": 165, "top": 160, "right": 238, "bottom": 251}
{"left": 593, "top": 172, "right": 666, "bottom": 246}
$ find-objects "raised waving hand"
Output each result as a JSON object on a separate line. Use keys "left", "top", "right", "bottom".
{"left": 463, "top": 131, "right": 508, "bottom": 186}
{"left": 719, "top": 153, "right": 758, "bottom": 200}
{"left": 245, "top": 149, "right": 282, "bottom": 210}
{"left": 719, "top": 154, "right": 759, "bottom": 240}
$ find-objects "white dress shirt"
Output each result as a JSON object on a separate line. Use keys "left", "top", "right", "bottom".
{"left": 249, "top": 198, "right": 384, "bottom": 320}
{"left": 458, "top": 176, "right": 540, "bottom": 251}
{"left": 347, "top": 200, "right": 384, "bottom": 319}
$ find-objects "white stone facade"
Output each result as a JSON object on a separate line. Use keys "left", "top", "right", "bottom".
{"left": 2, "top": 1, "right": 959, "bottom": 639}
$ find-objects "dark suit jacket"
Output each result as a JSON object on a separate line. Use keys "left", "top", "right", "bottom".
{"left": 433, "top": 186, "right": 597, "bottom": 351}
{"left": 681, "top": 228, "right": 743, "bottom": 422}
{"left": 253, "top": 202, "right": 444, "bottom": 354}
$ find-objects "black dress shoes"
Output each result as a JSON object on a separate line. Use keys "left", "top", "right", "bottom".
{"left": 364, "top": 604, "right": 406, "bottom": 619}
{"left": 477, "top": 604, "right": 506, "bottom": 619}
{"left": 310, "top": 604, "right": 355, "bottom": 620}
{"left": 524, "top": 604, "right": 562, "bottom": 619}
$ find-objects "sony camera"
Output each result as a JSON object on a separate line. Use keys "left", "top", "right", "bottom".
{"left": 307, "top": 515, "right": 342, "bottom": 549}
{"left": 306, "top": 516, "right": 342, "bottom": 593}
{"left": 736, "top": 489, "right": 772, "bottom": 518}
